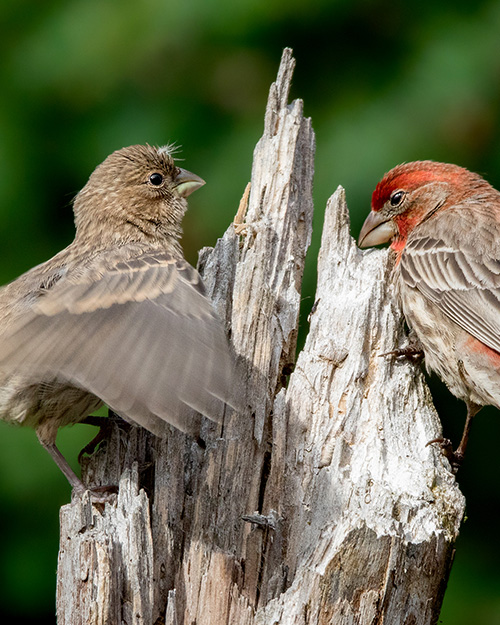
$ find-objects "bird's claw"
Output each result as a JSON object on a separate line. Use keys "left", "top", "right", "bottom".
{"left": 379, "top": 345, "right": 425, "bottom": 364}
{"left": 78, "top": 413, "right": 131, "bottom": 463}
{"left": 73, "top": 483, "right": 119, "bottom": 505}
{"left": 78, "top": 429, "right": 108, "bottom": 463}
{"left": 426, "top": 437, "right": 463, "bottom": 474}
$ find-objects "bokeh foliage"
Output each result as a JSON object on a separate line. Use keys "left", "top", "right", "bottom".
{"left": 1, "top": 0, "right": 500, "bottom": 622}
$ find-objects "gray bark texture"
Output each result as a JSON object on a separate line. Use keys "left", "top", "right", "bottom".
{"left": 56, "top": 48, "right": 465, "bottom": 625}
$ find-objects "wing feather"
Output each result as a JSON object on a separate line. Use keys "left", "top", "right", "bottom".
{"left": 0, "top": 248, "right": 237, "bottom": 437}
{"left": 401, "top": 227, "right": 500, "bottom": 354}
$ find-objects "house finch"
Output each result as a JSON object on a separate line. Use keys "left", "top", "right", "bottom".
{"left": 0, "top": 144, "right": 237, "bottom": 495}
{"left": 358, "top": 160, "right": 500, "bottom": 471}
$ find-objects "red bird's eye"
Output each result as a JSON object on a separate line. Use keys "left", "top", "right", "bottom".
{"left": 390, "top": 190, "right": 405, "bottom": 207}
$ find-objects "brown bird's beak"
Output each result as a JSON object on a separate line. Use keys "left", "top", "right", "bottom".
{"left": 358, "top": 211, "right": 397, "bottom": 248}
{"left": 173, "top": 168, "right": 206, "bottom": 198}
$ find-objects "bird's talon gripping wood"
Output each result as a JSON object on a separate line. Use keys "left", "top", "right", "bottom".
{"left": 379, "top": 345, "right": 425, "bottom": 364}
{"left": 426, "top": 437, "right": 463, "bottom": 474}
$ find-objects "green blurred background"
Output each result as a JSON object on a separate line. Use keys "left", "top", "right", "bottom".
{"left": 2, "top": 0, "right": 500, "bottom": 622}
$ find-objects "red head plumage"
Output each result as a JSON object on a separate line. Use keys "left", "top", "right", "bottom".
{"left": 371, "top": 161, "right": 474, "bottom": 212}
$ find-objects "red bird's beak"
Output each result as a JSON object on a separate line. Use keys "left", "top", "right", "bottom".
{"left": 358, "top": 211, "right": 397, "bottom": 248}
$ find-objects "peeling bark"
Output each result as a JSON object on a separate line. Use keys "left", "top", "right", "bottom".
{"left": 56, "top": 48, "right": 464, "bottom": 625}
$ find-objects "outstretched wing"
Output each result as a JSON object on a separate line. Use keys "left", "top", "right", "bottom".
{"left": 400, "top": 215, "right": 500, "bottom": 354}
{"left": 0, "top": 248, "right": 238, "bottom": 437}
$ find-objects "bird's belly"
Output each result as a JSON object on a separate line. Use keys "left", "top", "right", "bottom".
{"left": 400, "top": 287, "right": 500, "bottom": 409}
{"left": 0, "top": 373, "right": 103, "bottom": 432}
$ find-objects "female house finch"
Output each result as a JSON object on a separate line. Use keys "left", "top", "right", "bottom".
{"left": 358, "top": 160, "right": 500, "bottom": 471}
{"left": 0, "top": 144, "right": 237, "bottom": 495}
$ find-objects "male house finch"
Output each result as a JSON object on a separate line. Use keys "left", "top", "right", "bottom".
{"left": 358, "top": 160, "right": 500, "bottom": 470}
{"left": 0, "top": 144, "right": 236, "bottom": 495}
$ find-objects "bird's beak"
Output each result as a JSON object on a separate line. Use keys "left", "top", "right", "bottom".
{"left": 358, "top": 211, "right": 397, "bottom": 248}
{"left": 173, "top": 168, "right": 206, "bottom": 198}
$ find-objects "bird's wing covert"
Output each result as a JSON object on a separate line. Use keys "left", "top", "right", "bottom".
{"left": 400, "top": 232, "right": 500, "bottom": 354}
{"left": 0, "top": 249, "right": 238, "bottom": 436}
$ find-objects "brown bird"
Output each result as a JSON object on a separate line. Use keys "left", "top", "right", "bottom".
{"left": 0, "top": 144, "right": 237, "bottom": 495}
{"left": 358, "top": 160, "right": 500, "bottom": 470}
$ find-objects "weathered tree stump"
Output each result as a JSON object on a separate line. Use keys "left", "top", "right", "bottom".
{"left": 56, "top": 48, "right": 464, "bottom": 625}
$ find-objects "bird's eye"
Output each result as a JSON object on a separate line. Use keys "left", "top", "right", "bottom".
{"left": 149, "top": 173, "right": 164, "bottom": 186}
{"left": 390, "top": 190, "right": 405, "bottom": 207}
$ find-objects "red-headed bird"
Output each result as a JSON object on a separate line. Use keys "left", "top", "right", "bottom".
{"left": 359, "top": 161, "right": 500, "bottom": 471}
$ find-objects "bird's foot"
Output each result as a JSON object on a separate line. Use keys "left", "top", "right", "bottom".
{"left": 380, "top": 329, "right": 424, "bottom": 364}
{"left": 78, "top": 428, "right": 108, "bottom": 463}
{"left": 380, "top": 345, "right": 425, "bottom": 364}
{"left": 426, "top": 437, "right": 464, "bottom": 474}
{"left": 72, "top": 483, "right": 119, "bottom": 505}
{"left": 78, "top": 414, "right": 131, "bottom": 463}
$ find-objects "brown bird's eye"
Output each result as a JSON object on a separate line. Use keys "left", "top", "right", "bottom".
{"left": 149, "top": 173, "right": 164, "bottom": 186}
{"left": 390, "top": 190, "right": 405, "bottom": 207}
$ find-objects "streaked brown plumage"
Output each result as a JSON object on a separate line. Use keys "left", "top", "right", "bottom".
{"left": 0, "top": 144, "right": 236, "bottom": 494}
{"left": 359, "top": 160, "right": 500, "bottom": 470}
